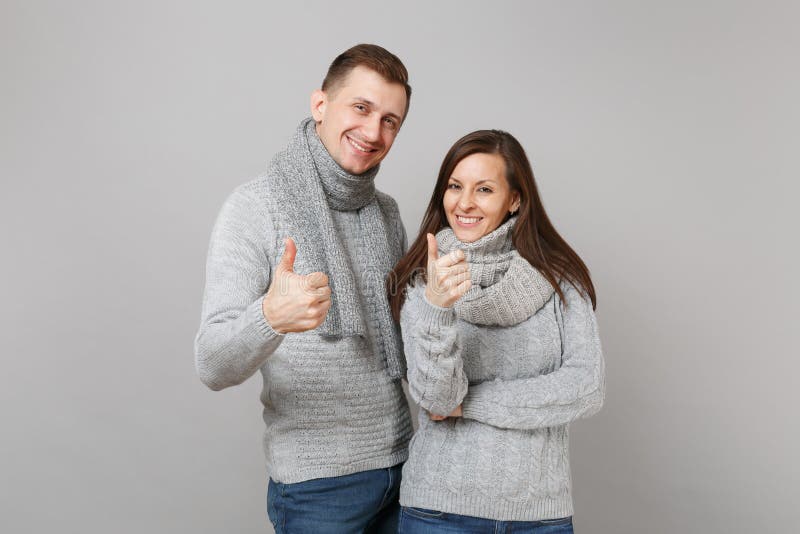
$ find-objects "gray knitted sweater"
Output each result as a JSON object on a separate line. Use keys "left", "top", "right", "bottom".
{"left": 195, "top": 158, "right": 412, "bottom": 483}
{"left": 399, "top": 271, "right": 605, "bottom": 520}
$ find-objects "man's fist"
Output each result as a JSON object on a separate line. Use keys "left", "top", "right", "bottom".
{"left": 262, "top": 238, "right": 332, "bottom": 333}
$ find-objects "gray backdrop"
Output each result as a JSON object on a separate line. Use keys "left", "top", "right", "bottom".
{"left": 2, "top": 1, "right": 798, "bottom": 533}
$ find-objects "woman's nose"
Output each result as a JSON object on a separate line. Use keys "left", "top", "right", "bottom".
{"left": 458, "top": 192, "right": 476, "bottom": 210}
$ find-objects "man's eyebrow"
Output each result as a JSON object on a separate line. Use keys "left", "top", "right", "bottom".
{"left": 351, "top": 97, "right": 402, "bottom": 121}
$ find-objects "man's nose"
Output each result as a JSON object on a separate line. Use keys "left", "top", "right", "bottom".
{"left": 362, "top": 116, "right": 381, "bottom": 142}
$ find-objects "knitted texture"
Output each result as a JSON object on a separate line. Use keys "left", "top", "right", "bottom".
{"left": 399, "top": 222, "right": 605, "bottom": 521}
{"left": 436, "top": 216, "right": 555, "bottom": 326}
{"left": 194, "top": 125, "right": 412, "bottom": 483}
{"left": 265, "top": 118, "right": 405, "bottom": 378}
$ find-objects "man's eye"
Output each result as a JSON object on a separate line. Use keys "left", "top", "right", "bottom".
{"left": 354, "top": 104, "right": 367, "bottom": 112}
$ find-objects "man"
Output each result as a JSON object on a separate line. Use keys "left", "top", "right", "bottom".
{"left": 194, "top": 44, "right": 413, "bottom": 533}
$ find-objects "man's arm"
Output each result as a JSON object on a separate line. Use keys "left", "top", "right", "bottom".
{"left": 194, "top": 186, "right": 284, "bottom": 391}
{"left": 396, "top": 207, "right": 408, "bottom": 254}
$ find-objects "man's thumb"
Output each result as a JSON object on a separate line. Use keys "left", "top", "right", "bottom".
{"left": 278, "top": 238, "right": 297, "bottom": 273}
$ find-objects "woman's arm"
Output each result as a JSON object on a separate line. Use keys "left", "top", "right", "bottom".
{"left": 400, "top": 284, "right": 469, "bottom": 416}
{"left": 194, "top": 185, "right": 284, "bottom": 391}
{"left": 460, "top": 283, "right": 605, "bottom": 430}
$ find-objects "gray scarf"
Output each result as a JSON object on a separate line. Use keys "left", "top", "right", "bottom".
{"left": 265, "top": 118, "right": 405, "bottom": 378}
{"left": 436, "top": 217, "right": 554, "bottom": 326}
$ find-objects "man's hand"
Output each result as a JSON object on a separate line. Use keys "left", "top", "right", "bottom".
{"left": 262, "top": 238, "right": 332, "bottom": 334}
{"left": 424, "top": 233, "right": 471, "bottom": 308}
{"left": 429, "top": 404, "right": 463, "bottom": 421}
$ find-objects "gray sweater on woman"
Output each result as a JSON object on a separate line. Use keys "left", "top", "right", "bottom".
{"left": 399, "top": 281, "right": 605, "bottom": 521}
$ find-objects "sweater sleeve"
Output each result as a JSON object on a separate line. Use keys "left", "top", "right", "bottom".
{"left": 194, "top": 184, "right": 285, "bottom": 391}
{"left": 461, "top": 283, "right": 605, "bottom": 430}
{"left": 400, "top": 284, "right": 468, "bottom": 416}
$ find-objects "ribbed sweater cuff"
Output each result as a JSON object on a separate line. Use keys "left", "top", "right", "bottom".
{"left": 248, "top": 296, "right": 285, "bottom": 343}
{"left": 460, "top": 392, "right": 491, "bottom": 422}
{"left": 417, "top": 294, "right": 457, "bottom": 331}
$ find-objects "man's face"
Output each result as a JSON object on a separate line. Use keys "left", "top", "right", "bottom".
{"left": 311, "top": 66, "right": 408, "bottom": 175}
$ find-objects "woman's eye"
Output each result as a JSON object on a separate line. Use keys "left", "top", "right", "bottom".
{"left": 447, "top": 183, "right": 461, "bottom": 190}
{"left": 478, "top": 187, "right": 493, "bottom": 193}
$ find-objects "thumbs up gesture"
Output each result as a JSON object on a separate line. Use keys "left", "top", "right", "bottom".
{"left": 424, "top": 233, "right": 471, "bottom": 308}
{"left": 262, "top": 238, "right": 332, "bottom": 333}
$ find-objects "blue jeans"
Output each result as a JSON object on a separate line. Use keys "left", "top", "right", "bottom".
{"left": 267, "top": 464, "right": 402, "bottom": 533}
{"left": 399, "top": 506, "right": 574, "bottom": 533}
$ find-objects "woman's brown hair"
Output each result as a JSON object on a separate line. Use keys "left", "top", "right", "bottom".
{"left": 388, "top": 129, "right": 596, "bottom": 320}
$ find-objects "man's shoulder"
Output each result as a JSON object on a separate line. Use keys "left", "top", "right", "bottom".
{"left": 374, "top": 189, "right": 401, "bottom": 215}
{"left": 232, "top": 174, "right": 269, "bottom": 198}
{"left": 211, "top": 175, "right": 284, "bottom": 236}
{"left": 224, "top": 174, "right": 281, "bottom": 211}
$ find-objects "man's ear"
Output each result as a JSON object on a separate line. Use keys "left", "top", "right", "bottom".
{"left": 310, "top": 89, "right": 327, "bottom": 122}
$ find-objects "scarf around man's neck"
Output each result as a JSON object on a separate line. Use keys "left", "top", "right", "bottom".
{"left": 265, "top": 118, "right": 405, "bottom": 378}
{"left": 435, "top": 216, "right": 555, "bottom": 326}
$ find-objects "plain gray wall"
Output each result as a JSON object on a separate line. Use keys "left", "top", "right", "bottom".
{"left": 2, "top": 1, "right": 798, "bottom": 533}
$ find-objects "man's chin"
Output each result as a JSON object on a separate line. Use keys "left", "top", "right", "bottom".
{"left": 342, "top": 158, "right": 379, "bottom": 175}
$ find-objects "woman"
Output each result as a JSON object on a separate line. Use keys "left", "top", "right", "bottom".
{"left": 388, "top": 130, "right": 605, "bottom": 533}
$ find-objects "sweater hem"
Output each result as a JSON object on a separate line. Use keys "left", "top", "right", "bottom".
{"left": 268, "top": 449, "right": 409, "bottom": 484}
{"left": 400, "top": 487, "right": 573, "bottom": 522}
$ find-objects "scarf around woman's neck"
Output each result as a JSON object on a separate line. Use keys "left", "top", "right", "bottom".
{"left": 265, "top": 118, "right": 405, "bottom": 378}
{"left": 435, "top": 216, "right": 554, "bottom": 326}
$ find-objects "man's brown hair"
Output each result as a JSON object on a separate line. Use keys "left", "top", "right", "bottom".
{"left": 322, "top": 44, "right": 412, "bottom": 119}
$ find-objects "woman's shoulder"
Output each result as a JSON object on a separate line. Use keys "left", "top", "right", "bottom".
{"left": 555, "top": 280, "right": 595, "bottom": 312}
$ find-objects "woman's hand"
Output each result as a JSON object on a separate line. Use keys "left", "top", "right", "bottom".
{"left": 424, "top": 233, "right": 471, "bottom": 308}
{"left": 429, "top": 404, "right": 463, "bottom": 421}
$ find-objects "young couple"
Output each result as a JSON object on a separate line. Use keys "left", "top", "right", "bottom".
{"left": 195, "top": 44, "right": 605, "bottom": 534}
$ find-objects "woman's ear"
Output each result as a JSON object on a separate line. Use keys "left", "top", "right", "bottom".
{"left": 310, "top": 89, "right": 327, "bottom": 122}
{"left": 510, "top": 192, "right": 521, "bottom": 214}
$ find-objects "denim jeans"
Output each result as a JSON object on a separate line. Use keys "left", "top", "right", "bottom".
{"left": 398, "top": 506, "right": 574, "bottom": 534}
{"left": 267, "top": 464, "right": 402, "bottom": 533}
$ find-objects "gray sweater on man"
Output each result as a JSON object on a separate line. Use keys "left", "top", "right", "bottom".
{"left": 194, "top": 123, "right": 412, "bottom": 483}
{"left": 399, "top": 278, "right": 605, "bottom": 520}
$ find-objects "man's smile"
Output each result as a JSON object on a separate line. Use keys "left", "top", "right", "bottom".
{"left": 346, "top": 134, "right": 379, "bottom": 153}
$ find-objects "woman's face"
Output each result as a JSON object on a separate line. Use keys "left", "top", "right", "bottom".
{"left": 443, "top": 152, "right": 520, "bottom": 243}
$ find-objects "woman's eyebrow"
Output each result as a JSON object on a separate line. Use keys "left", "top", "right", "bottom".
{"left": 449, "top": 177, "right": 497, "bottom": 186}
